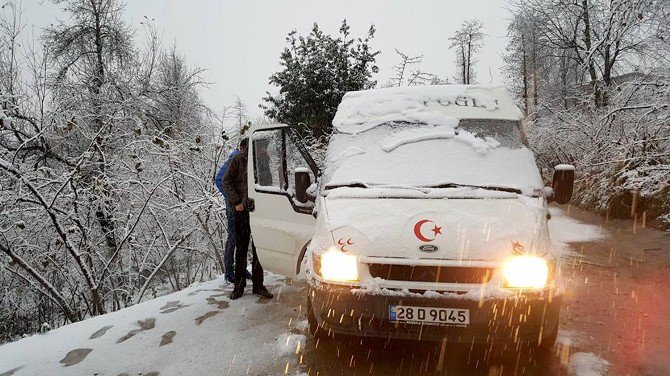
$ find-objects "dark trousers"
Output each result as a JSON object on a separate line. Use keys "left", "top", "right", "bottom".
{"left": 234, "top": 210, "right": 264, "bottom": 292}
{"left": 223, "top": 201, "right": 236, "bottom": 279}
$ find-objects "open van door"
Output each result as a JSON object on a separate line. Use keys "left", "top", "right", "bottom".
{"left": 247, "top": 124, "right": 319, "bottom": 278}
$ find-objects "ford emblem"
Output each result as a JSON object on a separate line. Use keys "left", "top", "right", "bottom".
{"left": 418, "top": 244, "right": 439, "bottom": 252}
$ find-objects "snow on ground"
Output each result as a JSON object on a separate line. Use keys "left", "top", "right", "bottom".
{"left": 557, "top": 331, "right": 609, "bottom": 375}
{"left": 0, "top": 274, "right": 308, "bottom": 376}
{"left": 569, "top": 352, "right": 610, "bottom": 376}
{"left": 548, "top": 207, "right": 609, "bottom": 254}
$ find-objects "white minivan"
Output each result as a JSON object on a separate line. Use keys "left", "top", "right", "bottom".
{"left": 247, "top": 85, "right": 574, "bottom": 348}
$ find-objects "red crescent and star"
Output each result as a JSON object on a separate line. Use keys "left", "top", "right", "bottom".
{"left": 413, "top": 219, "right": 442, "bottom": 242}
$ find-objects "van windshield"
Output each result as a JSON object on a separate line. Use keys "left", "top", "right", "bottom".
{"left": 322, "top": 120, "right": 544, "bottom": 196}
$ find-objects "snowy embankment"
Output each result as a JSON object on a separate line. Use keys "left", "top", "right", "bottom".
{"left": 0, "top": 274, "right": 307, "bottom": 376}
{"left": 548, "top": 207, "right": 608, "bottom": 255}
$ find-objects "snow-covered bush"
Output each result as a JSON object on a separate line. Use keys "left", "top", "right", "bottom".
{"left": 505, "top": 0, "right": 670, "bottom": 229}
{"left": 527, "top": 72, "right": 670, "bottom": 228}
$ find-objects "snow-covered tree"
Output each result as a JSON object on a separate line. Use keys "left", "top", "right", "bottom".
{"left": 449, "top": 19, "right": 485, "bottom": 84}
{"left": 261, "top": 20, "right": 379, "bottom": 137}
{"left": 0, "top": 0, "right": 227, "bottom": 341}
{"left": 504, "top": 0, "right": 670, "bottom": 228}
{"left": 383, "top": 49, "right": 447, "bottom": 87}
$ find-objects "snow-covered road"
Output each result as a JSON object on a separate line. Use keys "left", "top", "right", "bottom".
{"left": 1, "top": 205, "right": 668, "bottom": 376}
{"left": 0, "top": 274, "right": 310, "bottom": 376}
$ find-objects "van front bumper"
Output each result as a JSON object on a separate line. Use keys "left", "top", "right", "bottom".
{"left": 308, "top": 283, "right": 560, "bottom": 346}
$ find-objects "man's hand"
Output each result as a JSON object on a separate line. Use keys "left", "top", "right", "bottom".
{"left": 234, "top": 203, "right": 245, "bottom": 212}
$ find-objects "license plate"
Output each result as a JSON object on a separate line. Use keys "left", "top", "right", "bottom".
{"left": 389, "top": 305, "right": 469, "bottom": 326}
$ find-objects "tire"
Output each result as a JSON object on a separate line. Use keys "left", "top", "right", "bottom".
{"left": 538, "top": 322, "right": 558, "bottom": 350}
{"left": 307, "top": 295, "right": 326, "bottom": 340}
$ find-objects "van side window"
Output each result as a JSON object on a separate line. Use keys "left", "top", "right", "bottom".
{"left": 252, "top": 130, "right": 284, "bottom": 190}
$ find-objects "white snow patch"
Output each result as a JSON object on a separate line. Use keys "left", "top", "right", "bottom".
{"left": 555, "top": 164, "right": 575, "bottom": 171}
{"left": 569, "top": 353, "right": 610, "bottom": 376}
{"left": 276, "top": 333, "right": 306, "bottom": 356}
{"left": 293, "top": 320, "right": 309, "bottom": 332}
{"left": 454, "top": 130, "right": 501, "bottom": 153}
{"left": 549, "top": 207, "right": 608, "bottom": 254}
{"left": 333, "top": 146, "right": 366, "bottom": 161}
{"left": 381, "top": 127, "right": 456, "bottom": 152}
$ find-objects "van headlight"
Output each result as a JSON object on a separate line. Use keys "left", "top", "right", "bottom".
{"left": 315, "top": 248, "right": 359, "bottom": 282}
{"left": 502, "top": 256, "right": 549, "bottom": 289}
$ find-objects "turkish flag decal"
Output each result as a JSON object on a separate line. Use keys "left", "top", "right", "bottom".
{"left": 413, "top": 220, "right": 442, "bottom": 242}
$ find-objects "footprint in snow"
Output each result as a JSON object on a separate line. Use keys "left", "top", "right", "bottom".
{"left": 0, "top": 366, "right": 22, "bottom": 376}
{"left": 60, "top": 348, "right": 92, "bottom": 366}
{"left": 116, "top": 318, "right": 156, "bottom": 343}
{"left": 160, "top": 331, "right": 176, "bottom": 347}
{"left": 89, "top": 325, "right": 113, "bottom": 339}
{"left": 256, "top": 296, "right": 271, "bottom": 304}
{"left": 208, "top": 292, "right": 228, "bottom": 298}
{"left": 206, "top": 296, "right": 230, "bottom": 310}
{"left": 195, "top": 311, "right": 220, "bottom": 325}
{"left": 159, "top": 301, "right": 189, "bottom": 314}
{"left": 186, "top": 288, "right": 224, "bottom": 296}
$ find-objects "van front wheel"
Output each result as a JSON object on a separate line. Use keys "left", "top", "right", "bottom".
{"left": 538, "top": 323, "right": 558, "bottom": 351}
{"left": 307, "top": 295, "right": 326, "bottom": 340}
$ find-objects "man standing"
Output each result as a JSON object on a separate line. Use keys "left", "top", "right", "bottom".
{"left": 215, "top": 147, "right": 251, "bottom": 284}
{"left": 222, "top": 138, "right": 273, "bottom": 300}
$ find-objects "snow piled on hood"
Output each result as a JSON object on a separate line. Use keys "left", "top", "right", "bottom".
{"left": 323, "top": 124, "right": 544, "bottom": 195}
{"left": 332, "top": 85, "right": 522, "bottom": 134}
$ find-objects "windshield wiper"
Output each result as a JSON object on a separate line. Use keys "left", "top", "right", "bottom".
{"left": 427, "top": 183, "right": 522, "bottom": 194}
{"left": 324, "top": 183, "right": 369, "bottom": 190}
{"left": 325, "top": 182, "right": 521, "bottom": 194}
{"left": 324, "top": 183, "right": 429, "bottom": 193}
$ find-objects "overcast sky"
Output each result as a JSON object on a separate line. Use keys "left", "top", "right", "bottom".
{"left": 21, "top": 0, "right": 512, "bottom": 117}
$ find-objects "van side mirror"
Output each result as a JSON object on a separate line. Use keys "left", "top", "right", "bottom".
{"left": 552, "top": 164, "right": 575, "bottom": 205}
{"left": 295, "top": 168, "right": 311, "bottom": 204}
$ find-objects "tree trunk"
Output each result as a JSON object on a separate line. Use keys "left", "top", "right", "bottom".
{"left": 581, "top": 0, "right": 602, "bottom": 106}
{"left": 466, "top": 39, "right": 472, "bottom": 84}
{"left": 521, "top": 34, "right": 529, "bottom": 115}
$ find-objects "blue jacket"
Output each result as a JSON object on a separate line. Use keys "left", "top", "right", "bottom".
{"left": 215, "top": 149, "right": 240, "bottom": 199}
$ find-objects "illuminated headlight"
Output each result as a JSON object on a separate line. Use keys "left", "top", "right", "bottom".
{"left": 502, "top": 256, "right": 549, "bottom": 289}
{"left": 316, "top": 249, "right": 359, "bottom": 282}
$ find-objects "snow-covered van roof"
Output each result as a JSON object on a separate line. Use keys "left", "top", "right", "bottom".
{"left": 332, "top": 85, "right": 523, "bottom": 134}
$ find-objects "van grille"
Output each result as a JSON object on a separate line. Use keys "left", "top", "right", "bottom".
{"left": 367, "top": 264, "right": 493, "bottom": 284}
